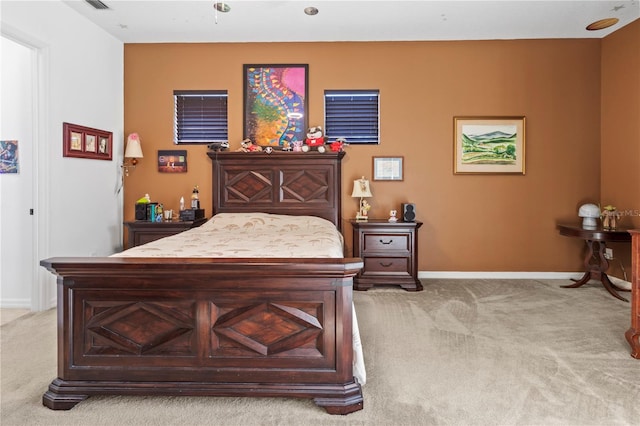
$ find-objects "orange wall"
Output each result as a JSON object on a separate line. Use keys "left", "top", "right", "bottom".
{"left": 600, "top": 19, "right": 640, "bottom": 277}
{"left": 124, "top": 38, "right": 611, "bottom": 273}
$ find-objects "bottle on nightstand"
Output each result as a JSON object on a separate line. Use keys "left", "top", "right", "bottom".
{"left": 191, "top": 185, "right": 200, "bottom": 209}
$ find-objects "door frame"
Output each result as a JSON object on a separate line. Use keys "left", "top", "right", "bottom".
{"left": 2, "top": 27, "right": 53, "bottom": 311}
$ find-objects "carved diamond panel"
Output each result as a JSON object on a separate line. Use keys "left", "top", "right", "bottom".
{"left": 85, "top": 302, "right": 195, "bottom": 356}
{"left": 225, "top": 170, "right": 273, "bottom": 202}
{"left": 281, "top": 170, "right": 329, "bottom": 203}
{"left": 213, "top": 302, "right": 323, "bottom": 355}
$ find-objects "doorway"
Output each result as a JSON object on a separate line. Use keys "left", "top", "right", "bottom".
{"left": 0, "top": 35, "right": 42, "bottom": 311}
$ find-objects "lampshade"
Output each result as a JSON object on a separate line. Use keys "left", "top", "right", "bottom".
{"left": 351, "top": 177, "right": 372, "bottom": 198}
{"left": 125, "top": 133, "right": 143, "bottom": 158}
{"left": 578, "top": 203, "right": 600, "bottom": 228}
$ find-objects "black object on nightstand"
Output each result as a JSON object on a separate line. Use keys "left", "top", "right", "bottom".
{"left": 350, "top": 219, "right": 423, "bottom": 291}
{"left": 124, "top": 217, "right": 207, "bottom": 248}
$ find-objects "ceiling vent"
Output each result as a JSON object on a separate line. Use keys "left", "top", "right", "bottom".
{"left": 85, "top": 0, "right": 109, "bottom": 10}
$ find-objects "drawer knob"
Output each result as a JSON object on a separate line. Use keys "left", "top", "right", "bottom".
{"left": 379, "top": 262, "right": 393, "bottom": 267}
{"left": 379, "top": 239, "right": 393, "bottom": 245}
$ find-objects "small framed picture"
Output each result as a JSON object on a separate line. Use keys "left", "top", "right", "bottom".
{"left": 63, "top": 122, "right": 112, "bottom": 160}
{"left": 70, "top": 132, "right": 83, "bottom": 151}
{"left": 98, "top": 136, "right": 109, "bottom": 154}
{"left": 85, "top": 134, "right": 97, "bottom": 153}
{"left": 0, "top": 140, "right": 19, "bottom": 174}
{"left": 373, "top": 156, "right": 403, "bottom": 181}
{"left": 158, "top": 150, "right": 187, "bottom": 173}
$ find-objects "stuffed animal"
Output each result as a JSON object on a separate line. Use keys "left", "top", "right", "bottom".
{"left": 330, "top": 137, "right": 348, "bottom": 152}
{"left": 207, "top": 141, "right": 229, "bottom": 152}
{"left": 303, "top": 126, "right": 327, "bottom": 153}
{"left": 292, "top": 140, "right": 304, "bottom": 152}
{"left": 236, "top": 138, "right": 263, "bottom": 152}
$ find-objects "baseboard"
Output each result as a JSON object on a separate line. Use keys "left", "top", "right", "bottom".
{"left": 0, "top": 298, "right": 31, "bottom": 309}
{"left": 418, "top": 271, "right": 631, "bottom": 289}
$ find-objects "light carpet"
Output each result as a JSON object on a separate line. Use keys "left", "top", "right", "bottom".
{"left": 1, "top": 279, "right": 638, "bottom": 425}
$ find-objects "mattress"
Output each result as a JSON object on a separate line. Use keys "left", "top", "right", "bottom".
{"left": 115, "top": 212, "right": 366, "bottom": 385}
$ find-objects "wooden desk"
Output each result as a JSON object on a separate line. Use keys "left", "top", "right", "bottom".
{"left": 557, "top": 223, "right": 632, "bottom": 301}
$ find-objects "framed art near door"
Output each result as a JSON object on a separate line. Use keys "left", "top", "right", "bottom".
{"left": 63, "top": 122, "right": 113, "bottom": 161}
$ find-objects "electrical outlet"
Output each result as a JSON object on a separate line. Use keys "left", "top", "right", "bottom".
{"left": 605, "top": 248, "right": 614, "bottom": 260}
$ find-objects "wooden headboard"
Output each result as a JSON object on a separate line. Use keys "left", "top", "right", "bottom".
{"left": 207, "top": 151, "right": 346, "bottom": 231}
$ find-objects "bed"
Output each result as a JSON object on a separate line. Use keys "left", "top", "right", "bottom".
{"left": 40, "top": 151, "right": 365, "bottom": 414}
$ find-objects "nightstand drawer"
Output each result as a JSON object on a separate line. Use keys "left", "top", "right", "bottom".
{"left": 124, "top": 218, "right": 207, "bottom": 248}
{"left": 363, "top": 257, "right": 410, "bottom": 274}
{"left": 363, "top": 233, "right": 409, "bottom": 252}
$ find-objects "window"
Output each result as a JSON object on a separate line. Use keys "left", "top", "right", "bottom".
{"left": 174, "top": 90, "right": 228, "bottom": 144}
{"left": 324, "top": 90, "right": 380, "bottom": 144}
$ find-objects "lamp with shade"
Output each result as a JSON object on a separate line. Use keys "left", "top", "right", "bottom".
{"left": 351, "top": 176, "right": 373, "bottom": 221}
{"left": 122, "top": 133, "right": 143, "bottom": 176}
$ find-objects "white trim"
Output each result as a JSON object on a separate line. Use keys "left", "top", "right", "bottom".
{"left": 419, "top": 271, "right": 581, "bottom": 279}
{"left": 418, "top": 271, "right": 631, "bottom": 289}
{"left": 1, "top": 298, "right": 31, "bottom": 309}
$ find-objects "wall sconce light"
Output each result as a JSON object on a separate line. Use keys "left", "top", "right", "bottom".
{"left": 351, "top": 176, "right": 373, "bottom": 221}
{"left": 122, "top": 133, "right": 143, "bottom": 176}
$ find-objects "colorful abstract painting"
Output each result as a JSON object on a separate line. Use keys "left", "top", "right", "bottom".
{"left": 243, "top": 64, "right": 308, "bottom": 147}
{"left": 454, "top": 117, "right": 526, "bottom": 174}
{"left": 0, "top": 140, "right": 19, "bottom": 174}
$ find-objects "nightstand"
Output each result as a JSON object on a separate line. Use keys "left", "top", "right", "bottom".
{"left": 124, "top": 218, "right": 208, "bottom": 248}
{"left": 350, "top": 219, "right": 423, "bottom": 291}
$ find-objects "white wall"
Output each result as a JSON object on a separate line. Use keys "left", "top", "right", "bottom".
{"left": 1, "top": 0, "right": 124, "bottom": 309}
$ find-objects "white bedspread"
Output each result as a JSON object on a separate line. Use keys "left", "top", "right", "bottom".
{"left": 115, "top": 212, "right": 345, "bottom": 258}
{"left": 115, "top": 212, "right": 366, "bottom": 385}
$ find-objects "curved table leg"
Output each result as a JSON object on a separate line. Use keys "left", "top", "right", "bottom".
{"left": 561, "top": 240, "right": 629, "bottom": 301}
{"left": 601, "top": 273, "right": 629, "bottom": 302}
{"left": 563, "top": 240, "right": 597, "bottom": 288}
{"left": 563, "top": 271, "right": 591, "bottom": 288}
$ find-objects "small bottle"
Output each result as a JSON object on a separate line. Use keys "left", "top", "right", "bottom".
{"left": 179, "top": 196, "right": 185, "bottom": 211}
{"left": 191, "top": 185, "right": 200, "bottom": 209}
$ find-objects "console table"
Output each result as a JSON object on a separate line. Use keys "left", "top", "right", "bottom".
{"left": 557, "top": 223, "right": 632, "bottom": 301}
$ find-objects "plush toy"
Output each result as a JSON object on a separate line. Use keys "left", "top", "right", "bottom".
{"left": 330, "top": 137, "right": 348, "bottom": 152}
{"left": 236, "top": 138, "right": 263, "bottom": 152}
{"left": 292, "top": 140, "right": 304, "bottom": 152}
{"left": 303, "top": 126, "right": 327, "bottom": 153}
{"left": 207, "top": 141, "right": 229, "bottom": 152}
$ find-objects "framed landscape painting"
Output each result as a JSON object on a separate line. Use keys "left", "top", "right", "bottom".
{"left": 243, "top": 64, "right": 308, "bottom": 148}
{"left": 454, "top": 116, "right": 526, "bottom": 174}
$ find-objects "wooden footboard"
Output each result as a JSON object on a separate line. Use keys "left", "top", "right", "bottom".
{"left": 40, "top": 257, "right": 364, "bottom": 414}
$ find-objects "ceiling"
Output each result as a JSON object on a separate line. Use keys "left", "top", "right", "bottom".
{"left": 62, "top": 0, "right": 640, "bottom": 44}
